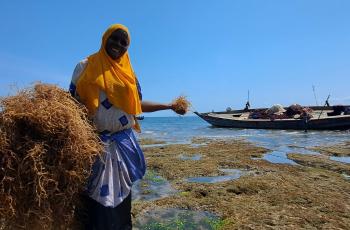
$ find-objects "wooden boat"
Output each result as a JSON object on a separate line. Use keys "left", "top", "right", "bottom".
{"left": 136, "top": 116, "right": 145, "bottom": 120}
{"left": 194, "top": 106, "right": 350, "bottom": 130}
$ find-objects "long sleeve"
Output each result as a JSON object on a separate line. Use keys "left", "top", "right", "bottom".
{"left": 69, "top": 59, "right": 88, "bottom": 98}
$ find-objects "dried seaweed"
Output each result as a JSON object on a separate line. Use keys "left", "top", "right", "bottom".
{"left": 0, "top": 83, "right": 103, "bottom": 229}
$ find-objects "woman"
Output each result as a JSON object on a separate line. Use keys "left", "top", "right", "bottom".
{"left": 69, "top": 24, "right": 184, "bottom": 230}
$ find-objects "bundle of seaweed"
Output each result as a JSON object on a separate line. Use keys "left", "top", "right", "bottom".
{"left": 0, "top": 83, "right": 103, "bottom": 229}
{"left": 172, "top": 96, "right": 191, "bottom": 115}
{"left": 286, "top": 104, "right": 304, "bottom": 117}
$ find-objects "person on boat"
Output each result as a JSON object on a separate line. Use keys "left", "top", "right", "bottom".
{"left": 69, "top": 23, "right": 185, "bottom": 230}
{"left": 244, "top": 101, "right": 250, "bottom": 111}
{"left": 345, "top": 107, "right": 350, "bottom": 115}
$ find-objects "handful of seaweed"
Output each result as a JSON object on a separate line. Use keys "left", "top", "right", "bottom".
{"left": 0, "top": 84, "right": 103, "bottom": 229}
{"left": 172, "top": 96, "right": 191, "bottom": 115}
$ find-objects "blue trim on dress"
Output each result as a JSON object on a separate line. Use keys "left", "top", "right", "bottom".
{"left": 69, "top": 82, "right": 76, "bottom": 97}
{"left": 101, "top": 98, "right": 113, "bottom": 109}
{"left": 100, "top": 184, "right": 109, "bottom": 197}
{"left": 119, "top": 115, "right": 129, "bottom": 126}
{"left": 98, "top": 129, "right": 146, "bottom": 183}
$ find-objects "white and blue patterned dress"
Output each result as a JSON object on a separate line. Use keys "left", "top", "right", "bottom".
{"left": 69, "top": 59, "right": 146, "bottom": 208}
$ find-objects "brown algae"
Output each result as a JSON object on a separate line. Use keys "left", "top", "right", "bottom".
{"left": 133, "top": 138, "right": 350, "bottom": 229}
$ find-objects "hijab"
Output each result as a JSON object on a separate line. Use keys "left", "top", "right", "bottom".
{"left": 76, "top": 24, "right": 142, "bottom": 116}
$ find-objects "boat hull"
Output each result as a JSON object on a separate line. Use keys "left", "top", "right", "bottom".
{"left": 195, "top": 112, "right": 350, "bottom": 130}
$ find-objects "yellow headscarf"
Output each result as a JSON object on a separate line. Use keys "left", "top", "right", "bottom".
{"left": 76, "top": 24, "right": 142, "bottom": 116}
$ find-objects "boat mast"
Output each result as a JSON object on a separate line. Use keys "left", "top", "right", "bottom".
{"left": 244, "top": 90, "right": 251, "bottom": 110}
{"left": 318, "top": 94, "right": 331, "bottom": 119}
{"left": 312, "top": 85, "right": 319, "bottom": 106}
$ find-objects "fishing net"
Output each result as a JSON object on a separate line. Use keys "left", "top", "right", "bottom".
{"left": 286, "top": 104, "right": 304, "bottom": 117}
{"left": 0, "top": 83, "right": 103, "bottom": 229}
{"left": 249, "top": 104, "right": 314, "bottom": 120}
{"left": 248, "top": 109, "right": 270, "bottom": 119}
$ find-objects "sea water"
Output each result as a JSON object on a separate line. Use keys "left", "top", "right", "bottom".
{"left": 138, "top": 116, "right": 350, "bottom": 164}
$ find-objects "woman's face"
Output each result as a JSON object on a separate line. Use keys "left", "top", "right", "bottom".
{"left": 105, "top": 29, "right": 130, "bottom": 60}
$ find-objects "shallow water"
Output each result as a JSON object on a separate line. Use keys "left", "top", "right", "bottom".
{"left": 134, "top": 208, "right": 220, "bottom": 230}
{"left": 342, "top": 173, "right": 350, "bottom": 180}
{"left": 186, "top": 169, "right": 245, "bottom": 183}
{"left": 262, "top": 151, "right": 298, "bottom": 165}
{"left": 132, "top": 171, "right": 176, "bottom": 201}
{"left": 190, "top": 143, "right": 208, "bottom": 148}
{"left": 138, "top": 117, "right": 349, "bottom": 165}
{"left": 329, "top": 156, "right": 350, "bottom": 164}
{"left": 179, "top": 153, "right": 202, "bottom": 161}
{"left": 141, "top": 143, "right": 172, "bottom": 148}
{"left": 139, "top": 117, "right": 349, "bottom": 146}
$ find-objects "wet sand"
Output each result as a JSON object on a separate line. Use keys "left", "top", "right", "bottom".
{"left": 132, "top": 138, "right": 350, "bottom": 229}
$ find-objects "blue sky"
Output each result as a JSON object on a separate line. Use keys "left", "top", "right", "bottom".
{"left": 0, "top": 0, "right": 349, "bottom": 116}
